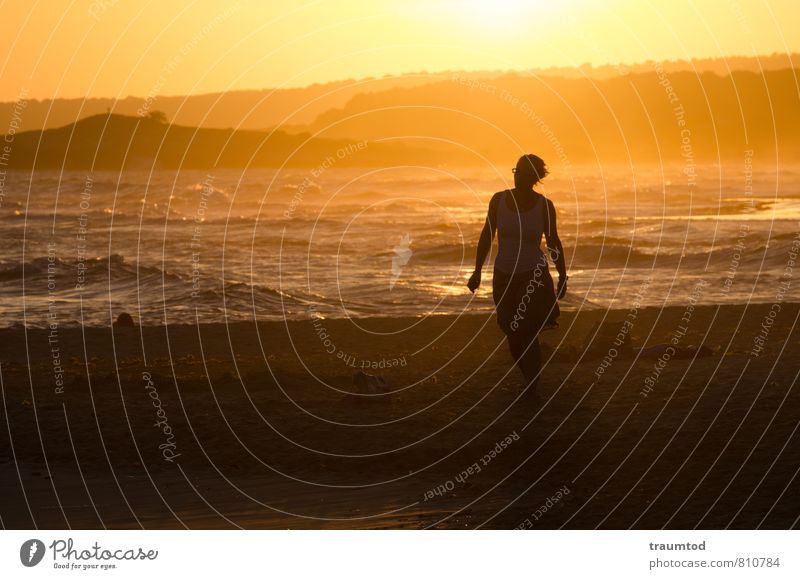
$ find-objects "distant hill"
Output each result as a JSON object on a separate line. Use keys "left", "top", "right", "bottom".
{"left": 0, "top": 113, "right": 465, "bottom": 171}
{"left": 303, "top": 68, "right": 800, "bottom": 164}
{"left": 3, "top": 54, "right": 797, "bottom": 169}
{"left": 1, "top": 53, "right": 796, "bottom": 134}
{"left": 0, "top": 74, "right": 470, "bottom": 134}
{"left": 531, "top": 52, "right": 799, "bottom": 79}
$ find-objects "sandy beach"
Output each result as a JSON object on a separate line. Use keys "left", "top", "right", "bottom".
{"left": 1, "top": 303, "right": 797, "bottom": 529}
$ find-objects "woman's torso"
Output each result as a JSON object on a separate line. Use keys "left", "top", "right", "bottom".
{"left": 494, "top": 189, "right": 548, "bottom": 274}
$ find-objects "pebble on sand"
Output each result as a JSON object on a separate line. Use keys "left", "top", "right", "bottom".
{"left": 114, "top": 312, "right": 136, "bottom": 327}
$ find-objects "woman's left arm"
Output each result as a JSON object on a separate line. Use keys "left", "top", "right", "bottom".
{"left": 544, "top": 199, "right": 568, "bottom": 297}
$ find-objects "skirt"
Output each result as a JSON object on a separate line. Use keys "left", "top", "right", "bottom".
{"left": 492, "top": 265, "right": 560, "bottom": 338}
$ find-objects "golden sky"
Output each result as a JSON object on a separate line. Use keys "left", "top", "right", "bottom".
{"left": 0, "top": 0, "right": 797, "bottom": 101}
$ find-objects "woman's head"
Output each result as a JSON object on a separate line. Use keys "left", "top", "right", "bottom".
{"left": 513, "top": 154, "right": 548, "bottom": 189}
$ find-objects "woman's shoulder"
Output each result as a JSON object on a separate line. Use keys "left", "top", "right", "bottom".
{"left": 538, "top": 193, "right": 556, "bottom": 210}
{"left": 488, "top": 189, "right": 509, "bottom": 206}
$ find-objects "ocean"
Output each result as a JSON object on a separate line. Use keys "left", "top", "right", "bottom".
{"left": 1, "top": 164, "right": 797, "bottom": 328}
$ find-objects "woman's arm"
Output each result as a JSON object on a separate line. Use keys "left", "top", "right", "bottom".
{"left": 467, "top": 194, "right": 499, "bottom": 292}
{"left": 544, "top": 199, "right": 568, "bottom": 297}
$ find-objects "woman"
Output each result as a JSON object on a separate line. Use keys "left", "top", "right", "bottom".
{"left": 467, "top": 154, "right": 567, "bottom": 388}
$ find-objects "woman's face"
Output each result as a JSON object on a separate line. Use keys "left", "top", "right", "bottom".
{"left": 514, "top": 171, "right": 537, "bottom": 190}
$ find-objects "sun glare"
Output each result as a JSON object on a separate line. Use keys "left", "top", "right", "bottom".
{"left": 458, "top": 0, "right": 548, "bottom": 31}
{"left": 458, "top": 0, "right": 536, "bottom": 27}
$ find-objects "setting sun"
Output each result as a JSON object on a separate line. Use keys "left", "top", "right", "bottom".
{"left": 0, "top": 1, "right": 797, "bottom": 99}
{"left": 448, "top": 0, "right": 543, "bottom": 31}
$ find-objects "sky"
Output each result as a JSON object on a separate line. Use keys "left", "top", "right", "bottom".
{"left": 0, "top": 0, "right": 797, "bottom": 101}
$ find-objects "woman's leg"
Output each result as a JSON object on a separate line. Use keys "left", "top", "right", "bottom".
{"left": 505, "top": 332, "right": 523, "bottom": 367}
{"left": 519, "top": 334, "right": 542, "bottom": 387}
{"left": 518, "top": 264, "right": 556, "bottom": 387}
{"left": 493, "top": 268, "right": 544, "bottom": 387}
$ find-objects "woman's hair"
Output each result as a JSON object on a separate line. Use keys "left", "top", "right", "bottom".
{"left": 515, "top": 154, "right": 548, "bottom": 185}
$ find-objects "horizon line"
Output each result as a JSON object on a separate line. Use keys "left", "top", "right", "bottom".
{"left": 2, "top": 51, "right": 797, "bottom": 104}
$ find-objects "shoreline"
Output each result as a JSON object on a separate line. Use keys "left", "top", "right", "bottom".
{"left": 5, "top": 299, "right": 800, "bottom": 330}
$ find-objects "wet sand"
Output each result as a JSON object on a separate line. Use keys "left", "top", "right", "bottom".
{"left": 1, "top": 303, "right": 798, "bottom": 529}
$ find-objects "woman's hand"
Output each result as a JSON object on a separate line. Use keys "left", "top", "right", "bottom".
{"left": 557, "top": 275, "right": 568, "bottom": 299}
{"left": 467, "top": 270, "right": 482, "bottom": 293}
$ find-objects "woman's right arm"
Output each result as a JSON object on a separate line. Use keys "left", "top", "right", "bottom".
{"left": 467, "top": 194, "right": 499, "bottom": 292}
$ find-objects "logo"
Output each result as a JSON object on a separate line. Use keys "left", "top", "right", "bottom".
{"left": 390, "top": 233, "right": 412, "bottom": 290}
{"left": 20, "top": 539, "right": 46, "bottom": 567}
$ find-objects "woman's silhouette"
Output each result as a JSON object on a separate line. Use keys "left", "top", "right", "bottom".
{"left": 468, "top": 154, "right": 567, "bottom": 389}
